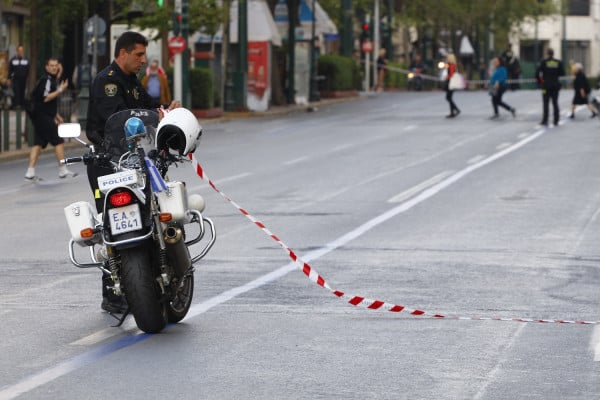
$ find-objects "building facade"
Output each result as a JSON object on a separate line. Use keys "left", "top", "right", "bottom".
{"left": 515, "top": 0, "right": 600, "bottom": 78}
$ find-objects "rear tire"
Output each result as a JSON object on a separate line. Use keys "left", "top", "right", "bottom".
{"left": 121, "top": 243, "right": 167, "bottom": 333}
{"left": 167, "top": 272, "right": 194, "bottom": 323}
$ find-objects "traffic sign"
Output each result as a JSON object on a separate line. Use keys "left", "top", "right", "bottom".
{"left": 362, "top": 40, "right": 373, "bottom": 53}
{"left": 168, "top": 36, "right": 186, "bottom": 55}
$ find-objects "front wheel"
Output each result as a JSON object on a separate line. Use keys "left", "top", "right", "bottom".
{"left": 121, "top": 243, "right": 168, "bottom": 333}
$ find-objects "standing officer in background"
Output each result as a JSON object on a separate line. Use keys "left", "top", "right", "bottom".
{"left": 86, "top": 30, "right": 181, "bottom": 313}
{"left": 8, "top": 44, "right": 30, "bottom": 109}
{"left": 536, "top": 48, "right": 565, "bottom": 126}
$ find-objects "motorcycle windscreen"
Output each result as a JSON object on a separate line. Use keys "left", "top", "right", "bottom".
{"left": 104, "top": 109, "right": 159, "bottom": 158}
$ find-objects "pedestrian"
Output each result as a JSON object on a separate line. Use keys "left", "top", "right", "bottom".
{"left": 535, "top": 48, "right": 565, "bottom": 126}
{"left": 23, "top": 57, "right": 74, "bottom": 181}
{"left": 86, "top": 31, "right": 181, "bottom": 313}
{"left": 568, "top": 62, "right": 596, "bottom": 119}
{"left": 444, "top": 53, "right": 460, "bottom": 118}
{"left": 375, "top": 48, "right": 387, "bottom": 92}
{"left": 488, "top": 57, "right": 516, "bottom": 120}
{"left": 500, "top": 44, "right": 522, "bottom": 90}
{"left": 8, "top": 44, "right": 30, "bottom": 109}
{"left": 141, "top": 59, "right": 172, "bottom": 105}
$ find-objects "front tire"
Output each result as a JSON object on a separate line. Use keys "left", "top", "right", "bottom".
{"left": 121, "top": 243, "right": 167, "bottom": 333}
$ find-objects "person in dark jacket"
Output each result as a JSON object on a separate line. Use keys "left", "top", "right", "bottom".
{"left": 23, "top": 57, "right": 73, "bottom": 181}
{"left": 535, "top": 48, "right": 565, "bottom": 126}
{"left": 86, "top": 31, "right": 181, "bottom": 314}
{"left": 568, "top": 62, "right": 596, "bottom": 119}
{"left": 8, "top": 45, "right": 30, "bottom": 109}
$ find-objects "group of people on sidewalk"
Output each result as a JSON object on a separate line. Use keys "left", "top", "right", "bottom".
{"left": 442, "top": 47, "right": 598, "bottom": 125}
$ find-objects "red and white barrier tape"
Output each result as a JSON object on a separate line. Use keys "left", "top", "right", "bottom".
{"left": 188, "top": 153, "right": 600, "bottom": 325}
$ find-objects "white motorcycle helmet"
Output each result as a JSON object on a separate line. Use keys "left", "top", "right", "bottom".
{"left": 156, "top": 108, "right": 202, "bottom": 156}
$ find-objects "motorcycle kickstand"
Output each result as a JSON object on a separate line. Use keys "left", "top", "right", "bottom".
{"left": 108, "top": 307, "right": 131, "bottom": 327}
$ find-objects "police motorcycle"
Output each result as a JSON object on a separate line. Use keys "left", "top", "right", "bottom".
{"left": 60, "top": 108, "right": 215, "bottom": 334}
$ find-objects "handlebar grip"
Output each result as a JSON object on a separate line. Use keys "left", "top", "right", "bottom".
{"left": 63, "top": 157, "right": 83, "bottom": 164}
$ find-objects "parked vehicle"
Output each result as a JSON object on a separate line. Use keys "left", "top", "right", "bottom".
{"left": 60, "top": 108, "right": 215, "bottom": 333}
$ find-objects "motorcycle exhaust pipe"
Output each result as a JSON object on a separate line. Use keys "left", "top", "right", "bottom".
{"left": 164, "top": 226, "right": 192, "bottom": 278}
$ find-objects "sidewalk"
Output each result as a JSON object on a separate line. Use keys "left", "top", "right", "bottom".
{"left": 0, "top": 95, "right": 361, "bottom": 164}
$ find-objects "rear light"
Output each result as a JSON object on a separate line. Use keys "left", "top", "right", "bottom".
{"left": 109, "top": 191, "right": 133, "bottom": 207}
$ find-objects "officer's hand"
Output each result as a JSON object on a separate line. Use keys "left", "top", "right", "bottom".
{"left": 167, "top": 100, "right": 182, "bottom": 110}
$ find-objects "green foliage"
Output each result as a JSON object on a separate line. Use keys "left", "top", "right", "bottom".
{"left": 189, "top": 67, "right": 214, "bottom": 109}
{"left": 317, "top": 54, "right": 360, "bottom": 91}
{"left": 113, "top": 0, "right": 224, "bottom": 38}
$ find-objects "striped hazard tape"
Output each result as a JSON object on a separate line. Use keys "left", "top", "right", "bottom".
{"left": 188, "top": 153, "right": 600, "bottom": 325}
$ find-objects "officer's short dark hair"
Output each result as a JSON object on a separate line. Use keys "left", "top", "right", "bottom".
{"left": 114, "top": 31, "right": 148, "bottom": 58}
{"left": 547, "top": 48, "right": 554, "bottom": 57}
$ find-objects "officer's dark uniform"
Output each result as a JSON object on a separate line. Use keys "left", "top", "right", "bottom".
{"left": 536, "top": 53, "right": 565, "bottom": 126}
{"left": 9, "top": 54, "right": 29, "bottom": 108}
{"left": 86, "top": 60, "right": 160, "bottom": 212}
{"left": 86, "top": 61, "right": 160, "bottom": 313}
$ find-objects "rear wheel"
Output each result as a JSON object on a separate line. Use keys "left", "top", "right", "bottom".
{"left": 121, "top": 243, "right": 167, "bottom": 333}
{"left": 167, "top": 272, "right": 194, "bottom": 323}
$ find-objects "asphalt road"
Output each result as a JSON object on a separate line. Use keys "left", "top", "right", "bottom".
{"left": 1, "top": 89, "right": 600, "bottom": 399}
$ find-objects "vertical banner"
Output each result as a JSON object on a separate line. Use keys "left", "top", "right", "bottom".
{"left": 247, "top": 41, "right": 270, "bottom": 111}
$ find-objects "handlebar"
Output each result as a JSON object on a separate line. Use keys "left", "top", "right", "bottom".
{"left": 62, "top": 157, "right": 84, "bottom": 165}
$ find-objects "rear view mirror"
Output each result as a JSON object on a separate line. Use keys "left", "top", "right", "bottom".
{"left": 58, "top": 123, "right": 81, "bottom": 138}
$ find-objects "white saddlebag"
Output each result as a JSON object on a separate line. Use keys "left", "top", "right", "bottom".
{"left": 156, "top": 181, "right": 188, "bottom": 221}
{"left": 64, "top": 201, "right": 98, "bottom": 242}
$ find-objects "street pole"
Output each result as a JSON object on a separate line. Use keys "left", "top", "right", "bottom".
{"left": 181, "top": 0, "right": 190, "bottom": 108}
{"left": 174, "top": 0, "right": 183, "bottom": 104}
{"left": 236, "top": 0, "right": 248, "bottom": 110}
{"left": 287, "top": 0, "right": 296, "bottom": 104}
{"left": 364, "top": 13, "right": 370, "bottom": 92}
{"left": 308, "top": 0, "right": 319, "bottom": 102}
{"left": 340, "top": 0, "right": 353, "bottom": 57}
{"left": 373, "top": 0, "right": 379, "bottom": 88}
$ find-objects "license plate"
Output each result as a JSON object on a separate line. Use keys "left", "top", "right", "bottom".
{"left": 108, "top": 204, "right": 142, "bottom": 234}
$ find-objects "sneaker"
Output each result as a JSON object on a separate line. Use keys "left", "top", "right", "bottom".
{"left": 591, "top": 112, "right": 597, "bottom": 118}
{"left": 568, "top": 113, "right": 574, "bottom": 119}
{"left": 489, "top": 114, "right": 500, "bottom": 120}
{"left": 24, "top": 175, "right": 41, "bottom": 182}
{"left": 101, "top": 296, "right": 128, "bottom": 314}
{"left": 59, "top": 169, "right": 78, "bottom": 179}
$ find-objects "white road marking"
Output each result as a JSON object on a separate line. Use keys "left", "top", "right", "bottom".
{"left": 186, "top": 172, "right": 252, "bottom": 192}
{"left": 468, "top": 155, "right": 486, "bottom": 164}
{"left": 496, "top": 142, "right": 513, "bottom": 151}
{"left": 590, "top": 325, "right": 600, "bottom": 361}
{"left": 387, "top": 170, "right": 454, "bottom": 203}
{"left": 284, "top": 156, "right": 309, "bottom": 166}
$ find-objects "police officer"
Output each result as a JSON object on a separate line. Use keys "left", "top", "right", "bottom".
{"left": 535, "top": 48, "right": 565, "bottom": 126}
{"left": 8, "top": 45, "right": 30, "bottom": 109}
{"left": 86, "top": 31, "right": 181, "bottom": 313}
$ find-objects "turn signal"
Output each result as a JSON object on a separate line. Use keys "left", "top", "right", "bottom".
{"left": 80, "top": 228, "right": 94, "bottom": 238}
{"left": 159, "top": 212, "right": 173, "bottom": 222}
{"left": 109, "top": 191, "right": 133, "bottom": 207}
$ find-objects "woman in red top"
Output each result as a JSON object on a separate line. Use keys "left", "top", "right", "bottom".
{"left": 444, "top": 53, "right": 460, "bottom": 118}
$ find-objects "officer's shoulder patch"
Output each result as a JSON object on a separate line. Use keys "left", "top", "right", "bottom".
{"left": 108, "top": 69, "right": 114, "bottom": 76}
{"left": 104, "top": 83, "right": 118, "bottom": 97}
